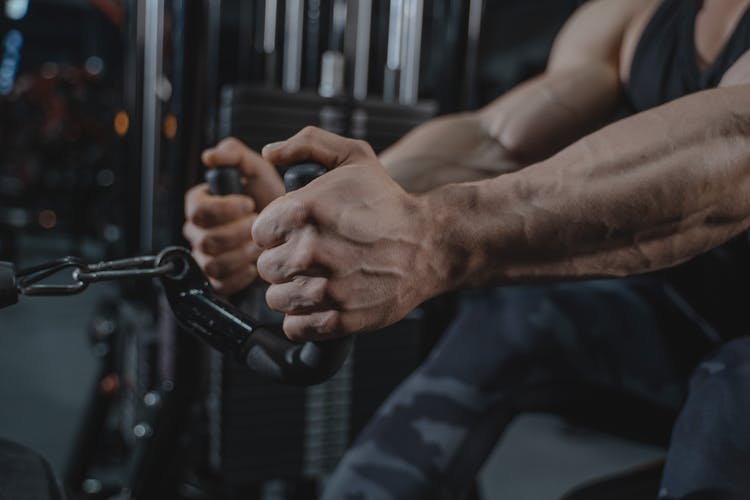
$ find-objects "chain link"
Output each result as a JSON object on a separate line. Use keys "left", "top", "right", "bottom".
{"left": 16, "top": 254, "right": 176, "bottom": 296}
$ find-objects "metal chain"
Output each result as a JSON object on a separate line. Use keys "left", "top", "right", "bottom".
{"left": 16, "top": 254, "right": 176, "bottom": 296}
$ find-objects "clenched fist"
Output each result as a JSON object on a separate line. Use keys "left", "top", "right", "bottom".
{"left": 253, "top": 127, "right": 441, "bottom": 341}
{"left": 183, "top": 137, "right": 285, "bottom": 295}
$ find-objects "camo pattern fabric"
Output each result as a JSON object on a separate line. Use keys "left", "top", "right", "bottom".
{"left": 321, "top": 278, "right": 749, "bottom": 500}
{"left": 659, "top": 336, "right": 750, "bottom": 500}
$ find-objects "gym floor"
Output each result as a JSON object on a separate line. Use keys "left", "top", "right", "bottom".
{"left": 0, "top": 237, "right": 664, "bottom": 499}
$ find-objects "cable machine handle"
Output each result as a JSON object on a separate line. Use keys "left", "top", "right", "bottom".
{"left": 183, "top": 163, "right": 352, "bottom": 385}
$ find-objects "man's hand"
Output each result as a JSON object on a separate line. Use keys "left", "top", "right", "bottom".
{"left": 253, "top": 127, "right": 442, "bottom": 341}
{"left": 184, "top": 137, "right": 285, "bottom": 295}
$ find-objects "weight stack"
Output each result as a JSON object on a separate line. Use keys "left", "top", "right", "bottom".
{"left": 218, "top": 85, "right": 437, "bottom": 151}
{"left": 212, "top": 85, "right": 438, "bottom": 489}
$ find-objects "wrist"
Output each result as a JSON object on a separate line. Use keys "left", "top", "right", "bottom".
{"left": 417, "top": 178, "right": 523, "bottom": 292}
{"left": 415, "top": 184, "right": 476, "bottom": 296}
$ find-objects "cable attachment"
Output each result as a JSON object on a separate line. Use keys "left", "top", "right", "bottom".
{"left": 156, "top": 246, "right": 352, "bottom": 385}
{"left": 14, "top": 255, "right": 176, "bottom": 297}
{"left": 15, "top": 257, "right": 88, "bottom": 296}
{"left": 74, "top": 256, "right": 175, "bottom": 284}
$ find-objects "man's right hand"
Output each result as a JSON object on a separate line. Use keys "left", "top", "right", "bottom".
{"left": 183, "top": 137, "right": 285, "bottom": 295}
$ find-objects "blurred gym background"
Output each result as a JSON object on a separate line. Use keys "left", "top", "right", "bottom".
{"left": 0, "top": 1, "right": 664, "bottom": 499}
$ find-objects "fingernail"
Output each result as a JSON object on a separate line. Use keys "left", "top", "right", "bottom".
{"left": 263, "top": 141, "right": 286, "bottom": 152}
{"left": 244, "top": 201, "right": 255, "bottom": 213}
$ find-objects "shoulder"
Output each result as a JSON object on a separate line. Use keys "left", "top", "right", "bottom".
{"left": 549, "top": 0, "right": 658, "bottom": 70}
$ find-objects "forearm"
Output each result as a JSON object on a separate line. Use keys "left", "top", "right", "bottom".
{"left": 381, "top": 63, "right": 622, "bottom": 193}
{"left": 424, "top": 84, "right": 750, "bottom": 292}
{"left": 380, "top": 112, "right": 521, "bottom": 192}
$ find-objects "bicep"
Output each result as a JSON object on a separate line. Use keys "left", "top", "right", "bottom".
{"left": 547, "top": 0, "right": 650, "bottom": 70}
{"left": 477, "top": 0, "right": 649, "bottom": 163}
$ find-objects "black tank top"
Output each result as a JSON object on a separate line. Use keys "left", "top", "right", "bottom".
{"left": 627, "top": 0, "right": 750, "bottom": 341}
{"left": 627, "top": 0, "right": 750, "bottom": 112}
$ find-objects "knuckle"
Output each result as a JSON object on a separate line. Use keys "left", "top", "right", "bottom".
{"left": 211, "top": 280, "right": 226, "bottom": 293}
{"left": 256, "top": 251, "right": 274, "bottom": 281}
{"left": 219, "top": 136, "right": 242, "bottom": 149}
{"left": 299, "top": 126, "right": 318, "bottom": 141}
{"left": 315, "top": 311, "right": 341, "bottom": 336}
{"left": 192, "top": 205, "right": 215, "bottom": 226}
{"left": 308, "top": 278, "right": 328, "bottom": 304}
{"left": 324, "top": 282, "right": 346, "bottom": 307}
{"left": 203, "top": 258, "right": 222, "bottom": 278}
{"left": 185, "top": 185, "right": 200, "bottom": 203}
{"left": 265, "top": 285, "right": 280, "bottom": 310}
{"left": 350, "top": 139, "right": 374, "bottom": 158}
{"left": 290, "top": 198, "right": 309, "bottom": 224}
{"left": 285, "top": 327, "right": 306, "bottom": 343}
{"left": 199, "top": 235, "right": 219, "bottom": 255}
{"left": 185, "top": 187, "right": 205, "bottom": 218}
{"left": 191, "top": 249, "right": 207, "bottom": 268}
{"left": 288, "top": 246, "right": 315, "bottom": 273}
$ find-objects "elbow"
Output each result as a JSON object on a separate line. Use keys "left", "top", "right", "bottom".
{"left": 496, "top": 121, "right": 539, "bottom": 161}
{"left": 476, "top": 105, "right": 545, "bottom": 163}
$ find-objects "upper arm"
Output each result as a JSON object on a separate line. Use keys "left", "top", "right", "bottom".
{"left": 547, "top": 0, "right": 650, "bottom": 71}
{"left": 476, "top": 0, "right": 651, "bottom": 162}
{"left": 720, "top": 50, "right": 750, "bottom": 87}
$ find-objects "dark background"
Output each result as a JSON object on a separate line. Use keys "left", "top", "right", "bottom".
{"left": 0, "top": 1, "right": 664, "bottom": 499}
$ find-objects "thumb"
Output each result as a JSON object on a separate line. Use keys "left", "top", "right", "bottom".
{"left": 201, "top": 137, "right": 285, "bottom": 210}
{"left": 261, "top": 126, "right": 376, "bottom": 171}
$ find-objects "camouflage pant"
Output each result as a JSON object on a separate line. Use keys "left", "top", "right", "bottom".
{"left": 322, "top": 278, "right": 750, "bottom": 500}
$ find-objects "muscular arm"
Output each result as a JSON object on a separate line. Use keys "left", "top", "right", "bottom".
{"left": 382, "top": 0, "right": 646, "bottom": 192}
{"left": 425, "top": 64, "right": 750, "bottom": 291}
{"left": 250, "top": 57, "right": 750, "bottom": 339}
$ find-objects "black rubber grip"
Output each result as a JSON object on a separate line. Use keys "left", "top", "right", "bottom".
{"left": 159, "top": 246, "right": 352, "bottom": 386}
{"left": 0, "top": 262, "right": 18, "bottom": 310}
{"left": 206, "top": 166, "right": 243, "bottom": 195}
{"left": 283, "top": 163, "right": 327, "bottom": 192}
{"left": 194, "top": 162, "right": 348, "bottom": 385}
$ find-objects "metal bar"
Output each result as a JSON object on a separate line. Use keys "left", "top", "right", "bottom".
{"left": 399, "top": 0, "right": 423, "bottom": 105}
{"left": 283, "top": 0, "right": 305, "bottom": 92}
{"left": 329, "top": 0, "right": 348, "bottom": 51}
{"left": 264, "top": 0, "right": 278, "bottom": 85}
{"left": 204, "top": 0, "right": 222, "bottom": 142}
{"left": 464, "top": 0, "right": 484, "bottom": 108}
{"left": 263, "top": 0, "right": 278, "bottom": 53}
{"left": 353, "top": 0, "right": 372, "bottom": 100}
{"left": 303, "top": 0, "right": 322, "bottom": 88}
{"left": 140, "top": 0, "right": 165, "bottom": 253}
{"left": 384, "top": 0, "right": 403, "bottom": 102}
{"left": 237, "top": 0, "right": 254, "bottom": 81}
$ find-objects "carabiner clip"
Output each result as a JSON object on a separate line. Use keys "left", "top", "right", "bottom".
{"left": 15, "top": 257, "right": 88, "bottom": 296}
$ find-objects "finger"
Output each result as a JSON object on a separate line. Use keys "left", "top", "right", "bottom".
{"left": 265, "top": 276, "right": 331, "bottom": 314}
{"left": 183, "top": 215, "right": 256, "bottom": 256}
{"left": 209, "top": 265, "right": 258, "bottom": 296}
{"left": 261, "top": 126, "right": 375, "bottom": 170}
{"left": 185, "top": 183, "right": 210, "bottom": 219}
{"left": 186, "top": 192, "right": 255, "bottom": 228}
{"left": 193, "top": 243, "right": 262, "bottom": 280}
{"left": 252, "top": 195, "right": 309, "bottom": 250}
{"left": 202, "top": 137, "right": 285, "bottom": 208}
{"left": 256, "top": 226, "right": 325, "bottom": 283}
{"left": 283, "top": 310, "right": 343, "bottom": 342}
